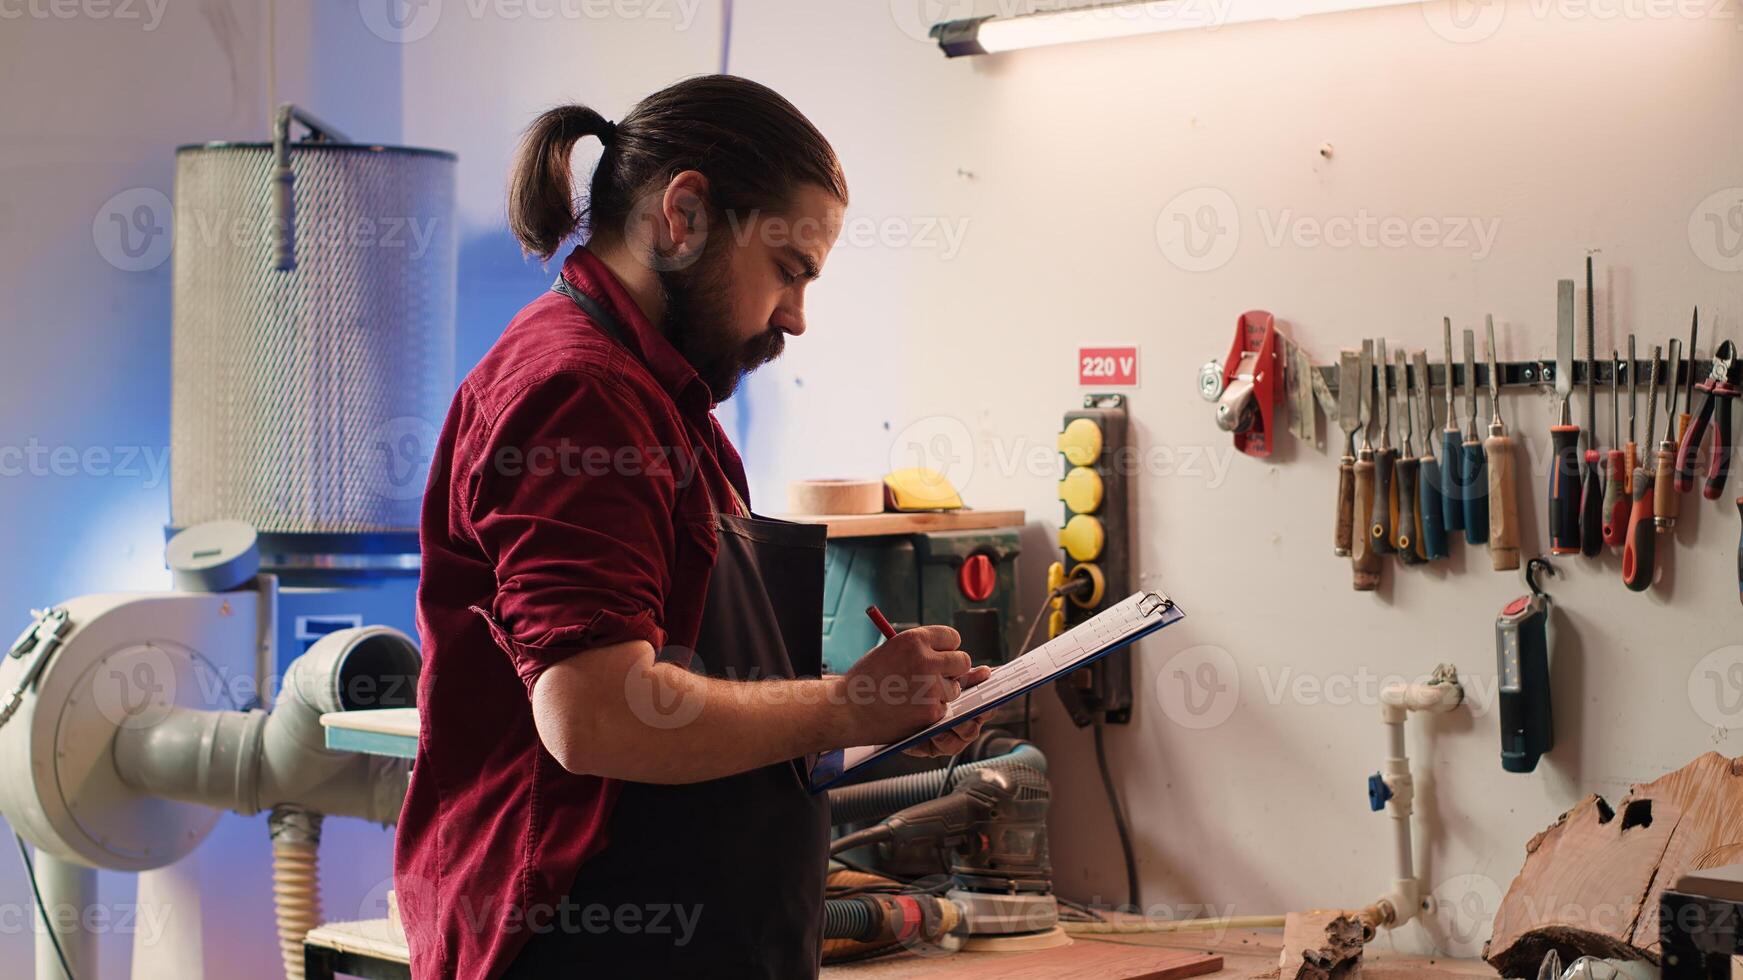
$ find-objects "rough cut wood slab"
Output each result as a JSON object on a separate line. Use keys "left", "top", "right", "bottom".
{"left": 1485, "top": 752, "right": 1743, "bottom": 976}
{"left": 1280, "top": 910, "right": 1365, "bottom": 980}
{"left": 933, "top": 942, "right": 1221, "bottom": 980}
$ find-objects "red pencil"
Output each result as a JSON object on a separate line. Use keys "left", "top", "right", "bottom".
{"left": 865, "top": 605, "right": 897, "bottom": 641}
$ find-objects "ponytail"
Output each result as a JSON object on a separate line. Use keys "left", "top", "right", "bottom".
{"left": 508, "top": 104, "right": 615, "bottom": 260}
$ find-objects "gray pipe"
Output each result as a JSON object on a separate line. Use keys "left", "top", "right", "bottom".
{"left": 827, "top": 742, "right": 1047, "bottom": 826}
{"left": 113, "top": 626, "right": 417, "bottom": 825}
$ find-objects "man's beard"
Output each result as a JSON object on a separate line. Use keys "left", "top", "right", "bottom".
{"left": 656, "top": 247, "right": 785, "bottom": 404}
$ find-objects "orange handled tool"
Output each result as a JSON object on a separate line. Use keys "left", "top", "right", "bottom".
{"left": 1601, "top": 351, "right": 1628, "bottom": 546}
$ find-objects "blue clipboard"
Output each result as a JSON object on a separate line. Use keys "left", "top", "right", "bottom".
{"left": 807, "top": 591, "right": 1183, "bottom": 792}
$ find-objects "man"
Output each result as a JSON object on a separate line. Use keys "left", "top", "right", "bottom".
{"left": 395, "top": 75, "right": 988, "bottom": 980}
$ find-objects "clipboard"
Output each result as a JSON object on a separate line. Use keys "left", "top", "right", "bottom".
{"left": 807, "top": 590, "right": 1183, "bottom": 792}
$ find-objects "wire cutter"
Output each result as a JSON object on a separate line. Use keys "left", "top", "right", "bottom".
{"left": 1675, "top": 340, "right": 1739, "bottom": 500}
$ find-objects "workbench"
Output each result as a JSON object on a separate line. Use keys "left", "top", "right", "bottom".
{"left": 304, "top": 921, "right": 1499, "bottom": 979}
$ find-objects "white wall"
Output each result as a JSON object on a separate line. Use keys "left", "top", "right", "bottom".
{"left": 6, "top": 0, "right": 1742, "bottom": 975}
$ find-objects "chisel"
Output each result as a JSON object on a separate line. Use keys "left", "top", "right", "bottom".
{"left": 1549, "top": 280, "right": 1582, "bottom": 555}
{"left": 1654, "top": 338, "right": 1684, "bottom": 529}
{"left": 1441, "top": 318, "right": 1465, "bottom": 535}
{"left": 1352, "top": 340, "right": 1380, "bottom": 591}
{"left": 1602, "top": 350, "right": 1628, "bottom": 547}
{"left": 1485, "top": 315, "right": 1521, "bottom": 571}
{"left": 1372, "top": 338, "right": 1397, "bottom": 556}
{"left": 1394, "top": 347, "right": 1425, "bottom": 565}
{"left": 1579, "top": 257, "right": 1604, "bottom": 557}
{"left": 1414, "top": 349, "right": 1449, "bottom": 560}
{"left": 1622, "top": 346, "right": 1661, "bottom": 592}
{"left": 1625, "top": 334, "right": 1639, "bottom": 482}
{"left": 1678, "top": 307, "right": 1698, "bottom": 446}
{"left": 1462, "top": 328, "right": 1488, "bottom": 544}
{"left": 1335, "top": 350, "right": 1361, "bottom": 557}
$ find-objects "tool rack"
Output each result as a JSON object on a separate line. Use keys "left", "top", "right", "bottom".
{"left": 1314, "top": 357, "right": 1722, "bottom": 399}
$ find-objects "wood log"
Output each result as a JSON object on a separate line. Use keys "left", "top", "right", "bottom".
{"left": 1484, "top": 752, "right": 1743, "bottom": 976}
{"left": 1281, "top": 909, "right": 1366, "bottom": 980}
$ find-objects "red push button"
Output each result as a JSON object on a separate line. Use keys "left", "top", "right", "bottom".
{"left": 958, "top": 554, "right": 996, "bottom": 602}
{"left": 1502, "top": 596, "right": 1530, "bottom": 616}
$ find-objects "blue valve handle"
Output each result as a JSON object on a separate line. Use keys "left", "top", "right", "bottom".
{"left": 1367, "top": 773, "right": 1392, "bottom": 812}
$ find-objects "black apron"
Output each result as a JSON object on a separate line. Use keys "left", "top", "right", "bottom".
{"left": 504, "top": 278, "right": 831, "bottom": 979}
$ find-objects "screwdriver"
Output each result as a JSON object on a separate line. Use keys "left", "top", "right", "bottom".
{"left": 1579, "top": 257, "right": 1604, "bottom": 557}
{"left": 1678, "top": 307, "right": 1698, "bottom": 447}
{"left": 1654, "top": 338, "right": 1684, "bottom": 530}
{"left": 1394, "top": 347, "right": 1425, "bottom": 565}
{"left": 1625, "top": 335, "right": 1639, "bottom": 483}
{"left": 1462, "top": 328, "right": 1489, "bottom": 544}
{"left": 1371, "top": 338, "right": 1397, "bottom": 556}
{"left": 1414, "top": 349, "right": 1449, "bottom": 560}
{"left": 1623, "top": 345, "right": 1662, "bottom": 592}
{"left": 1602, "top": 350, "right": 1629, "bottom": 547}
{"left": 1441, "top": 318, "right": 1465, "bottom": 536}
{"left": 1352, "top": 340, "right": 1380, "bottom": 591}
{"left": 1335, "top": 350, "right": 1361, "bottom": 557}
{"left": 1484, "top": 315, "right": 1521, "bottom": 571}
{"left": 1549, "top": 280, "right": 1581, "bottom": 555}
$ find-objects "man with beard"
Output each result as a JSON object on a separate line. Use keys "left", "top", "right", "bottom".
{"left": 396, "top": 76, "right": 989, "bottom": 980}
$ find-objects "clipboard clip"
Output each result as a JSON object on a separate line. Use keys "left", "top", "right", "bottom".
{"left": 1139, "top": 592, "right": 1174, "bottom": 617}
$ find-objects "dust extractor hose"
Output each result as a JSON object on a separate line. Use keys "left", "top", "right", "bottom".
{"left": 270, "top": 807, "right": 323, "bottom": 980}
{"left": 827, "top": 741, "right": 1046, "bottom": 826}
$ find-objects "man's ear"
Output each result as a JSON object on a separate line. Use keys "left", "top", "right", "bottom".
{"left": 660, "top": 170, "right": 711, "bottom": 262}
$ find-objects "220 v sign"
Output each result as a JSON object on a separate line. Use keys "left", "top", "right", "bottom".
{"left": 1077, "top": 346, "right": 1139, "bottom": 387}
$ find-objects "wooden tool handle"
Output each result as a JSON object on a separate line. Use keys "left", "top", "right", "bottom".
{"left": 1602, "top": 449, "right": 1628, "bottom": 546}
{"left": 1622, "top": 470, "right": 1657, "bottom": 592}
{"left": 1485, "top": 432, "right": 1520, "bottom": 571}
{"left": 1441, "top": 428, "right": 1465, "bottom": 533}
{"left": 1674, "top": 403, "right": 1709, "bottom": 493}
{"left": 1372, "top": 450, "right": 1396, "bottom": 555}
{"left": 1624, "top": 442, "right": 1638, "bottom": 487}
{"left": 1654, "top": 445, "right": 1679, "bottom": 526}
{"left": 1580, "top": 455, "right": 1605, "bottom": 558}
{"left": 1353, "top": 458, "right": 1380, "bottom": 591}
{"left": 1335, "top": 457, "right": 1355, "bottom": 556}
{"left": 1396, "top": 458, "right": 1424, "bottom": 565}
{"left": 1462, "top": 438, "right": 1488, "bottom": 545}
{"left": 1418, "top": 457, "right": 1448, "bottom": 560}
{"left": 1548, "top": 424, "right": 1582, "bottom": 554}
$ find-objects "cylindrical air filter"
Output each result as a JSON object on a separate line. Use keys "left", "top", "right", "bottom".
{"left": 170, "top": 117, "right": 456, "bottom": 573}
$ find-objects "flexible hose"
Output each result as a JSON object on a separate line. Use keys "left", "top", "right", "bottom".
{"left": 269, "top": 807, "right": 323, "bottom": 980}
{"left": 824, "top": 898, "right": 878, "bottom": 940}
{"left": 828, "top": 743, "right": 1047, "bottom": 826}
{"left": 1063, "top": 914, "right": 1285, "bottom": 934}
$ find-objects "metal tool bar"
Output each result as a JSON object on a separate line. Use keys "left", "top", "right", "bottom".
{"left": 1316, "top": 358, "right": 1718, "bottom": 398}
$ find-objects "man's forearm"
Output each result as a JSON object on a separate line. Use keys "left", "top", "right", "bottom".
{"left": 567, "top": 665, "right": 857, "bottom": 784}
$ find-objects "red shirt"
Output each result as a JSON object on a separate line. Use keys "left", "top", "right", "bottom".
{"left": 396, "top": 246, "right": 750, "bottom": 980}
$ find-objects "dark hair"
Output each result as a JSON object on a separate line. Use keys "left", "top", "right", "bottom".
{"left": 509, "top": 74, "right": 847, "bottom": 260}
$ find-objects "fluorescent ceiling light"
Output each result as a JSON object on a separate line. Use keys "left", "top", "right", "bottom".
{"left": 931, "top": 0, "right": 1427, "bottom": 56}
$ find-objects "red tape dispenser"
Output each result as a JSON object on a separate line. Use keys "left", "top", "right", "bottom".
{"left": 1214, "top": 310, "right": 1283, "bottom": 458}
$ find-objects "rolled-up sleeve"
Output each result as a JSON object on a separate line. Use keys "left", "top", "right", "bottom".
{"left": 461, "top": 369, "right": 680, "bottom": 693}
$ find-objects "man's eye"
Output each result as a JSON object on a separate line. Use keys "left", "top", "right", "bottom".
{"left": 777, "top": 263, "right": 798, "bottom": 285}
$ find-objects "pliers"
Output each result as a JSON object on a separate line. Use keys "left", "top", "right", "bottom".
{"left": 1674, "top": 339, "right": 1739, "bottom": 499}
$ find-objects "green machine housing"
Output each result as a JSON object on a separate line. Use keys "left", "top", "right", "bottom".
{"left": 820, "top": 527, "right": 1023, "bottom": 673}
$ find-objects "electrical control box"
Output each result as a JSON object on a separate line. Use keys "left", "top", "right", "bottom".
{"left": 1054, "top": 394, "right": 1134, "bottom": 725}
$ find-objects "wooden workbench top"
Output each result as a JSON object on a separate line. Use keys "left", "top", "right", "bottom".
{"left": 780, "top": 509, "right": 1026, "bottom": 538}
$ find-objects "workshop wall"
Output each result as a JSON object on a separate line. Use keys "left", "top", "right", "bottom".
{"left": 705, "top": 0, "right": 1743, "bottom": 958}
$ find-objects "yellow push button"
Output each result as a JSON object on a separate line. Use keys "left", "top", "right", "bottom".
{"left": 1058, "top": 466, "right": 1104, "bottom": 514}
{"left": 1057, "top": 418, "right": 1102, "bottom": 467}
{"left": 1060, "top": 514, "right": 1105, "bottom": 561}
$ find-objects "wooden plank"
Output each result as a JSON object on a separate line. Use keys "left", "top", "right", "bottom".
{"left": 1280, "top": 910, "right": 1365, "bottom": 980}
{"left": 780, "top": 510, "right": 1026, "bottom": 539}
{"left": 321, "top": 708, "right": 419, "bottom": 759}
{"left": 925, "top": 942, "right": 1220, "bottom": 980}
{"left": 1485, "top": 752, "right": 1743, "bottom": 975}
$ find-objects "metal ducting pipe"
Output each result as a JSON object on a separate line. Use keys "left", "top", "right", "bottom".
{"left": 113, "top": 626, "right": 418, "bottom": 824}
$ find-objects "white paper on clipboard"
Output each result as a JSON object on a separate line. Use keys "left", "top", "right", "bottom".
{"left": 807, "top": 590, "right": 1182, "bottom": 792}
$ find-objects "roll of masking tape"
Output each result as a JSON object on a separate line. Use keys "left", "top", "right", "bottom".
{"left": 787, "top": 479, "right": 885, "bottom": 516}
